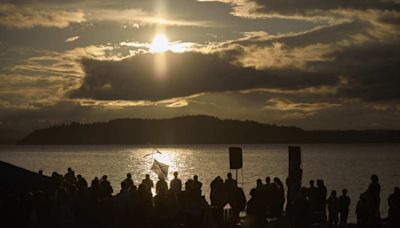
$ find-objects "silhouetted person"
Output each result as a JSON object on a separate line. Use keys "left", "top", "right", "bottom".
{"left": 253, "top": 178, "right": 267, "bottom": 219}
{"left": 38, "top": 170, "right": 43, "bottom": 175}
{"left": 247, "top": 188, "right": 264, "bottom": 225}
{"left": 293, "top": 187, "right": 311, "bottom": 228}
{"left": 89, "top": 176, "right": 100, "bottom": 199}
{"left": 99, "top": 175, "right": 113, "bottom": 198}
{"left": 356, "top": 193, "right": 368, "bottom": 227}
{"left": 193, "top": 175, "right": 203, "bottom": 196}
{"left": 137, "top": 183, "right": 153, "bottom": 227}
{"left": 122, "top": 173, "right": 134, "bottom": 190}
{"left": 64, "top": 167, "right": 77, "bottom": 186}
{"left": 269, "top": 180, "right": 282, "bottom": 218}
{"left": 231, "top": 187, "right": 246, "bottom": 223}
{"left": 185, "top": 178, "right": 194, "bottom": 193}
{"left": 210, "top": 176, "right": 224, "bottom": 207}
{"left": 307, "top": 180, "right": 319, "bottom": 213}
{"left": 388, "top": 187, "right": 400, "bottom": 227}
{"left": 368, "top": 174, "right": 381, "bottom": 226}
{"left": 317, "top": 179, "right": 328, "bottom": 221}
{"left": 156, "top": 176, "right": 168, "bottom": 194}
{"left": 170, "top": 171, "right": 182, "bottom": 197}
{"left": 327, "top": 190, "right": 339, "bottom": 227}
{"left": 114, "top": 181, "right": 131, "bottom": 227}
{"left": 154, "top": 186, "right": 169, "bottom": 226}
{"left": 339, "top": 189, "right": 350, "bottom": 226}
{"left": 225, "top": 172, "right": 237, "bottom": 192}
{"left": 225, "top": 172, "right": 237, "bottom": 215}
{"left": 77, "top": 174, "right": 88, "bottom": 191}
{"left": 142, "top": 174, "right": 154, "bottom": 194}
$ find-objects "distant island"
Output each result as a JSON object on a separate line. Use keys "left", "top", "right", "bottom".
{"left": 16, "top": 115, "right": 400, "bottom": 145}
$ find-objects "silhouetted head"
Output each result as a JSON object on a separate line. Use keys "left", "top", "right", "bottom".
{"left": 127, "top": 173, "right": 131, "bottom": 179}
{"left": 68, "top": 167, "right": 72, "bottom": 172}
{"left": 331, "top": 190, "right": 337, "bottom": 197}
{"left": 77, "top": 174, "right": 82, "bottom": 179}
{"left": 371, "top": 175, "right": 379, "bottom": 183}
{"left": 174, "top": 171, "right": 178, "bottom": 178}
{"left": 342, "top": 189, "right": 348, "bottom": 195}
{"left": 194, "top": 175, "right": 198, "bottom": 181}
{"left": 394, "top": 187, "right": 400, "bottom": 194}
{"left": 159, "top": 175, "right": 164, "bottom": 180}
{"left": 227, "top": 173, "right": 232, "bottom": 178}
{"left": 309, "top": 180, "right": 314, "bottom": 187}
{"left": 51, "top": 172, "right": 58, "bottom": 178}
{"left": 38, "top": 170, "right": 43, "bottom": 175}
{"left": 145, "top": 174, "right": 150, "bottom": 179}
{"left": 266, "top": 177, "right": 271, "bottom": 184}
{"left": 102, "top": 175, "right": 107, "bottom": 180}
{"left": 256, "top": 179, "right": 262, "bottom": 187}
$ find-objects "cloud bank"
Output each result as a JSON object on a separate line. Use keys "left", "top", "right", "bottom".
{"left": 0, "top": 3, "right": 85, "bottom": 28}
{"left": 70, "top": 51, "right": 336, "bottom": 101}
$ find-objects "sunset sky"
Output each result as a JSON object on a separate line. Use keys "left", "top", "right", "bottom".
{"left": 1, "top": 0, "right": 400, "bottom": 133}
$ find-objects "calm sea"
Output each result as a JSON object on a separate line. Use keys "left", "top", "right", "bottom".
{"left": 1, "top": 144, "right": 399, "bottom": 222}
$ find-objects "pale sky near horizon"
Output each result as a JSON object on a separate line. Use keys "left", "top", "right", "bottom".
{"left": 1, "top": 0, "right": 400, "bottom": 132}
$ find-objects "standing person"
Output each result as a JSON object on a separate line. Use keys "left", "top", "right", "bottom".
{"left": 210, "top": 176, "right": 224, "bottom": 206}
{"left": 193, "top": 175, "right": 203, "bottom": 196}
{"left": 156, "top": 176, "right": 168, "bottom": 194}
{"left": 388, "top": 187, "right": 400, "bottom": 227}
{"left": 356, "top": 193, "right": 368, "bottom": 227}
{"left": 99, "top": 175, "right": 113, "bottom": 198}
{"left": 293, "top": 187, "right": 311, "bottom": 228}
{"left": 307, "top": 180, "right": 319, "bottom": 213}
{"left": 170, "top": 171, "right": 182, "bottom": 197}
{"left": 327, "top": 190, "right": 339, "bottom": 227}
{"left": 122, "top": 173, "right": 134, "bottom": 190}
{"left": 142, "top": 174, "right": 154, "bottom": 194}
{"left": 77, "top": 174, "right": 88, "bottom": 191}
{"left": 225, "top": 173, "right": 237, "bottom": 192}
{"left": 339, "top": 189, "right": 350, "bottom": 226}
{"left": 64, "top": 167, "right": 77, "bottom": 186}
{"left": 317, "top": 179, "right": 328, "bottom": 221}
{"left": 368, "top": 174, "right": 381, "bottom": 226}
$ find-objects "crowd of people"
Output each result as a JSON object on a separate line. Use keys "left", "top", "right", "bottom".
{"left": 1, "top": 167, "right": 399, "bottom": 228}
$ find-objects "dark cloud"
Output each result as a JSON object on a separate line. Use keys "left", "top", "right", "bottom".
{"left": 252, "top": 0, "right": 400, "bottom": 16}
{"left": 0, "top": 3, "right": 85, "bottom": 28}
{"left": 69, "top": 51, "right": 336, "bottom": 101}
{"left": 331, "top": 41, "right": 400, "bottom": 102}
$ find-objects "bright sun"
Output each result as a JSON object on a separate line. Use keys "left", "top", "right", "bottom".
{"left": 150, "top": 34, "right": 170, "bottom": 53}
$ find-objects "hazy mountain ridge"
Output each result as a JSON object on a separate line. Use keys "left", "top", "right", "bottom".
{"left": 17, "top": 115, "right": 400, "bottom": 145}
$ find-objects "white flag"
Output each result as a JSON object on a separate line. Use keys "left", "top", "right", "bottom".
{"left": 151, "top": 159, "right": 169, "bottom": 180}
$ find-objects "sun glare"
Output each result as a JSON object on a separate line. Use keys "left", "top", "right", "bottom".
{"left": 150, "top": 34, "right": 170, "bottom": 53}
